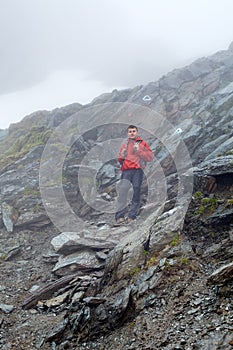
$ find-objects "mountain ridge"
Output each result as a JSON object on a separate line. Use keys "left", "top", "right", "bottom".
{"left": 0, "top": 44, "right": 232, "bottom": 349}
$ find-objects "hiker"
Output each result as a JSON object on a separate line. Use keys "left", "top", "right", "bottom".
{"left": 115, "top": 125, "right": 153, "bottom": 224}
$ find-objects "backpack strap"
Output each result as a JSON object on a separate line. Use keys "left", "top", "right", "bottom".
{"left": 135, "top": 139, "right": 148, "bottom": 169}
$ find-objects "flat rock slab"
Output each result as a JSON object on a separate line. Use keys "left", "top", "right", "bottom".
{"left": 53, "top": 250, "right": 105, "bottom": 276}
{"left": 51, "top": 229, "right": 129, "bottom": 255}
{"left": 207, "top": 262, "right": 233, "bottom": 285}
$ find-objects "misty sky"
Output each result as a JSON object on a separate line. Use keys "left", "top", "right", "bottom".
{"left": 1, "top": 0, "right": 233, "bottom": 129}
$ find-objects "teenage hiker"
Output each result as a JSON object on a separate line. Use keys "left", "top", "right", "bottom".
{"left": 115, "top": 125, "right": 153, "bottom": 224}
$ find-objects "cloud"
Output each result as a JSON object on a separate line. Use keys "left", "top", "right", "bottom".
{"left": 1, "top": 0, "right": 232, "bottom": 94}
{"left": 0, "top": 69, "right": 125, "bottom": 129}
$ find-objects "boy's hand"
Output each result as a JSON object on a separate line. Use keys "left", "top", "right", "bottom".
{"left": 132, "top": 143, "right": 139, "bottom": 153}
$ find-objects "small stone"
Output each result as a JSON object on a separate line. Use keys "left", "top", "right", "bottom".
{"left": 159, "top": 258, "right": 167, "bottom": 267}
{"left": 0, "top": 303, "right": 14, "bottom": 313}
{"left": 71, "top": 291, "right": 85, "bottom": 304}
{"left": 29, "top": 285, "right": 40, "bottom": 293}
{"left": 96, "top": 251, "right": 108, "bottom": 260}
{"left": 43, "top": 291, "right": 69, "bottom": 307}
{"left": 83, "top": 297, "right": 106, "bottom": 305}
{"left": 195, "top": 328, "right": 202, "bottom": 333}
{"left": 187, "top": 307, "right": 199, "bottom": 315}
{"left": 192, "top": 298, "right": 202, "bottom": 306}
{"left": 29, "top": 309, "right": 38, "bottom": 314}
{"left": 169, "top": 258, "right": 175, "bottom": 266}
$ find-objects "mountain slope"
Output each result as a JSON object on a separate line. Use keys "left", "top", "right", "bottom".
{"left": 0, "top": 44, "right": 232, "bottom": 350}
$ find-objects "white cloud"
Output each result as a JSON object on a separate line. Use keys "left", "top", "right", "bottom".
{"left": 0, "top": 69, "right": 125, "bottom": 129}
{"left": 0, "top": 0, "right": 233, "bottom": 128}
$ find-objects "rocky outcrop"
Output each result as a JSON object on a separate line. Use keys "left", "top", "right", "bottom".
{"left": 20, "top": 155, "right": 230, "bottom": 349}
{"left": 1, "top": 46, "right": 233, "bottom": 232}
{"left": 1, "top": 202, "right": 16, "bottom": 232}
{"left": 13, "top": 155, "right": 231, "bottom": 349}
{"left": 191, "top": 155, "right": 233, "bottom": 194}
{"left": 50, "top": 225, "right": 131, "bottom": 276}
{"left": 0, "top": 45, "right": 233, "bottom": 349}
{"left": 207, "top": 262, "right": 233, "bottom": 286}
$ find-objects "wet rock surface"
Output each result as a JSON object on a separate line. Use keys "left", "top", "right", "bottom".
{"left": 0, "top": 46, "right": 233, "bottom": 349}
{"left": 0, "top": 162, "right": 232, "bottom": 349}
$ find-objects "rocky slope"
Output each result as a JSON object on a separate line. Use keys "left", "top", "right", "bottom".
{"left": 0, "top": 44, "right": 233, "bottom": 349}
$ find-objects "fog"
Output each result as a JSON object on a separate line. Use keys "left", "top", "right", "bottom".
{"left": 0, "top": 0, "right": 233, "bottom": 128}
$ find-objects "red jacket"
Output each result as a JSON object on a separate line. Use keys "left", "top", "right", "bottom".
{"left": 118, "top": 136, "right": 153, "bottom": 171}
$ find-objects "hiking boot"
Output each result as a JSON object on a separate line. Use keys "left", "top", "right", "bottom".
{"left": 116, "top": 217, "right": 125, "bottom": 224}
{"left": 127, "top": 217, "right": 136, "bottom": 224}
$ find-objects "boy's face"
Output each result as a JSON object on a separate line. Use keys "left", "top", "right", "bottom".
{"left": 127, "top": 128, "right": 138, "bottom": 139}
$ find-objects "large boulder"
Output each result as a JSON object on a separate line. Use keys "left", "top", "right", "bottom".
{"left": 51, "top": 231, "right": 117, "bottom": 255}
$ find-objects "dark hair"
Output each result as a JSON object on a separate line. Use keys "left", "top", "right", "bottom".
{"left": 127, "top": 125, "right": 138, "bottom": 131}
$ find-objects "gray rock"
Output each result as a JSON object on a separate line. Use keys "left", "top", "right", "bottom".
{"left": 110, "top": 286, "right": 132, "bottom": 315}
{"left": 207, "top": 262, "right": 233, "bottom": 285}
{"left": 51, "top": 231, "right": 116, "bottom": 255}
{"left": 15, "top": 194, "right": 42, "bottom": 211}
{"left": 29, "top": 285, "right": 40, "bottom": 293}
{"left": 71, "top": 291, "right": 85, "bottom": 304}
{"left": 149, "top": 205, "right": 186, "bottom": 252}
{"left": 192, "top": 155, "right": 233, "bottom": 179}
{"left": 217, "top": 81, "right": 233, "bottom": 95}
{"left": 188, "top": 58, "right": 214, "bottom": 78}
{"left": 1, "top": 202, "right": 16, "bottom": 232}
{"left": 42, "top": 252, "right": 60, "bottom": 263}
{"left": 0, "top": 148, "right": 42, "bottom": 201}
{"left": 97, "top": 163, "right": 116, "bottom": 180}
{"left": 4, "top": 245, "right": 21, "bottom": 261}
{"left": 1, "top": 44, "right": 233, "bottom": 350}
{"left": 206, "top": 207, "right": 233, "bottom": 225}
{"left": 0, "top": 304, "right": 14, "bottom": 313}
{"left": 43, "top": 291, "right": 70, "bottom": 308}
{"left": 83, "top": 297, "right": 106, "bottom": 305}
{"left": 196, "top": 135, "right": 229, "bottom": 160}
{"left": 52, "top": 251, "right": 105, "bottom": 276}
{"left": 94, "top": 304, "right": 108, "bottom": 321}
{"left": 0, "top": 210, "right": 3, "bottom": 229}
{"left": 15, "top": 212, "right": 51, "bottom": 229}
{"left": 95, "top": 251, "right": 108, "bottom": 261}
{"left": 205, "top": 137, "right": 233, "bottom": 160}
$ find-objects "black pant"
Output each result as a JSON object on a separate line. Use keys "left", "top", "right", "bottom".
{"left": 115, "top": 168, "right": 144, "bottom": 220}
